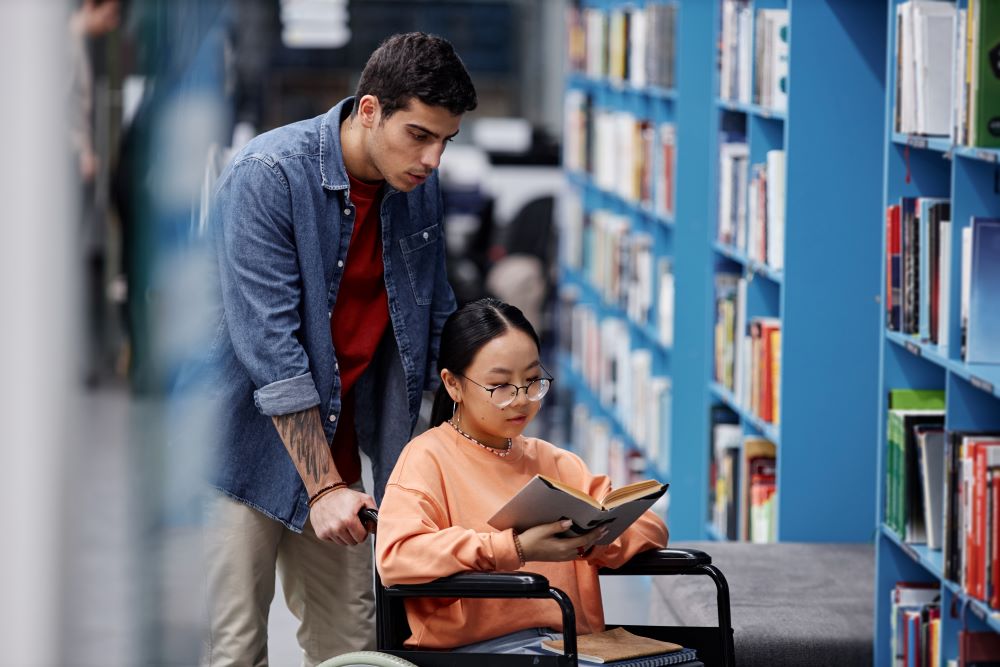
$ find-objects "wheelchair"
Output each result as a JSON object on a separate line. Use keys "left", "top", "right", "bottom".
{"left": 320, "top": 509, "right": 735, "bottom": 667}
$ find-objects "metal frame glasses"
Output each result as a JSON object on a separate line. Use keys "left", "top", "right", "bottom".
{"left": 458, "top": 367, "right": 555, "bottom": 409}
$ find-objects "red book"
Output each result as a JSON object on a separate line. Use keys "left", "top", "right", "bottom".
{"left": 887, "top": 204, "right": 902, "bottom": 330}
{"left": 992, "top": 466, "right": 1000, "bottom": 609}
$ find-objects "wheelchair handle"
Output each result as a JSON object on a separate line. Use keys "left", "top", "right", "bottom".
{"left": 360, "top": 507, "right": 379, "bottom": 532}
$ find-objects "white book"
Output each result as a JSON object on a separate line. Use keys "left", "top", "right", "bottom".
{"left": 913, "top": 2, "right": 956, "bottom": 135}
{"left": 629, "top": 8, "right": 647, "bottom": 89}
{"left": 738, "top": 6, "right": 754, "bottom": 104}
{"left": 938, "top": 219, "right": 952, "bottom": 349}
{"left": 657, "top": 258, "right": 675, "bottom": 349}
{"left": 951, "top": 9, "right": 968, "bottom": 144}
{"left": 917, "top": 428, "right": 946, "bottom": 549}
{"left": 765, "top": 150, "right": 786, "bottom": 271}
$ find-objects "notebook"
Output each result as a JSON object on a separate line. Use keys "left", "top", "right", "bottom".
{"left": 540, "top": 627, "right": 697, "bottom": 666}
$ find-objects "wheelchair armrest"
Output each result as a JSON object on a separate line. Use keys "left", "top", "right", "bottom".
{"left": 385, "top": 571, "right": 552, "bottom": 598}
{"left": 599, "top": 548, "right": 713, "bottom": 576}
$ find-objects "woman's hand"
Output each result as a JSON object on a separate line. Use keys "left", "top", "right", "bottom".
{"left": 517, "top": 519, "right": 609, "bottom": 562}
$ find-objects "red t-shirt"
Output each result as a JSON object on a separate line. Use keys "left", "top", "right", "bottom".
{"left": 329, "top": 173, "right": 391, "bottom": 484}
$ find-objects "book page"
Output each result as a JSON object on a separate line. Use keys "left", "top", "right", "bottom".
{"left": 601, "top": 479, "right": 666, "bottom": 508}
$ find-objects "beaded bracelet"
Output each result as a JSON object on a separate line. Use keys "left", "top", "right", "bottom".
{"left": 308, "top": 481, "right": 347, "bottom": 507}
{"left": 512, "top": 531, "right": 526, "bottom": 567}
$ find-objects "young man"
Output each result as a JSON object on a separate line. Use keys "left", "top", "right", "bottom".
{"left": 203, "top": 33, "right": 476, "bottom": 666}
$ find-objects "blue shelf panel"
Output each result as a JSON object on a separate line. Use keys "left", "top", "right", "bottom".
{"left": 567, "top": 72, "right": 678, "bottom": 104}
{"left": 712, "top": 242, "right": 785, "bottom": 285}
{"left": 709, "top": 382, "right": 781, "bottom": 446}
{"left": 566, "top": 170, "right": 676, "bottom": 228}
{"left": 953, "top": 144, "right": 1000, "bottom": 164}
{"left": 881, "top": 523, "right": 945, "bottom": 579}
{"left": 716, "top": 97, "right": 787, "bottom": 121}
{"left": 560, "top": 265, "right": 673, "bottom": 356}
{"left": 889, "top": 133, "right": 1000, "bottom": 164}
{"left": 882, "top": 525, "right": 1000, "bottom": 634}
{"left": 890, "top": 132, "right": 954, "bottom": 155}
{"left": 885, "top": 331, "right": 1000, "bottom": 400}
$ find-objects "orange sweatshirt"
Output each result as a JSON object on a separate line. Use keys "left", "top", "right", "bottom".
{"left": 375, "top": 423, "right": 668, "bottom": 649}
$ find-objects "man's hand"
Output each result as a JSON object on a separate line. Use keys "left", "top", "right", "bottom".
{"left": 517, "top": 519, "right": 609, "bottom": 562}
{"left": 309, "top": 487, "right": 376, "bottom": 546}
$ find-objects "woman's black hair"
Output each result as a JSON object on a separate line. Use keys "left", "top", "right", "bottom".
{"left": 429, "top": 298, "right": 540, "bottom": 428}
{"left": 353, "top": 32, "right": 478, "bottom": 121}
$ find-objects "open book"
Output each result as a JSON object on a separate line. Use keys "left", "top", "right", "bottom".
{"left": 541, "top": 627, "right": 691, "bottom": 665}
{"left": 487, "top": 475, "right": 668, "bottom": 545}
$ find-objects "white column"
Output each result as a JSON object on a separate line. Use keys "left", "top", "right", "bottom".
{"left": 0, "top": 2, "right": 73, "bottom": 665}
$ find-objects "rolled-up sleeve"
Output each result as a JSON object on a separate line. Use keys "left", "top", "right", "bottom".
{"left": 214, "top": 157, "right": 320, "bottom": 416}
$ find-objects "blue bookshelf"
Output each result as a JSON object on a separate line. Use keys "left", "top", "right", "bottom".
{"left": 559, "top": 0, "right": 714, "bottom": 539}
{"left": 559, "top": 0, "right": 887, "bottom": 544}
{"left": 873, "top": 1, "right": 1000, "bottom": 665}
{"left": 705, "top": 0, "right": 886, "bottom": 543}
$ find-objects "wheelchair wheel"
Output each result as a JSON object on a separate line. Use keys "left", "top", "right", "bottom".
{"left": 316, "top": 650, "right": 420, "bottom": 667}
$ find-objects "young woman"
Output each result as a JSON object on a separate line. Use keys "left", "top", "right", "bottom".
{"left": 375, "top": 298, "right": 668, "bottom": 652}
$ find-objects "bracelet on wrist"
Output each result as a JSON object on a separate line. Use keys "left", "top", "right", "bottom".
{"left": 512, "top": 531, "right": 526, "bottom": 567}
{"left": 308, "top": 481, "right": 347, "bottom": 507}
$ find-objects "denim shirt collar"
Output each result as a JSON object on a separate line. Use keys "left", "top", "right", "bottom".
{"left": 319, "top": 98, "right": 353, "bottom": 192}
{"left": 320, "top": 96, "right": 402, "bottom": 199}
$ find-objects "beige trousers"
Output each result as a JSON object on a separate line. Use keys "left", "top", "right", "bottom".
{"left": 202, "top": 486, "right": 375, "bottom": 667}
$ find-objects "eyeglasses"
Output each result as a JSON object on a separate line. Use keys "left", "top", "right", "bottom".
{"left": 458, "top": 369, "right": 555, "bottom": 409}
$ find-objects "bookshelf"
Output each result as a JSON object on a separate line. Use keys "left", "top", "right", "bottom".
{"left": 874, "top": 2, "right": 1000, "bottom": 665}
{"left": 559, "top": 0, "right": 715, "bottom": 538}
{"left": 559, "top": 0, "right": 886, "bottom": 543}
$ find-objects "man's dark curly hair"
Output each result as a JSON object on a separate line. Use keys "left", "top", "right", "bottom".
{"left": 353, "top": 32, "right": 478, "bottom": 121}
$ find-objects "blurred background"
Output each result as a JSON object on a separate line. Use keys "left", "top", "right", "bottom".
{"left": 0, "top": 1, "right": 569, "bottom": 664}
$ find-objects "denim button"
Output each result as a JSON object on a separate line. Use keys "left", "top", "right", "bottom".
{"left": 338, "top": 260, "right": 344, "bottom": 268}
{"left": 344, "top": 208, "right": 352, "bottom": 216}
{"left": 328, "top": 414, "right": 337, "bottom": 422}
{"left": 422, "top": 231, "right": 429, "bottom": 240}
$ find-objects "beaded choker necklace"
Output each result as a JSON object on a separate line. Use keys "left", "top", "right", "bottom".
{"left": 447, "top": 419, "right": 512, "bottom": 458}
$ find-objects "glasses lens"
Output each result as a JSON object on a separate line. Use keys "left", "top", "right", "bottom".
{"left": 527, "top": 379, "right": 550, "bottom": 401}
{"left": 491, "top": 384, "right": 518, "bottom": 407}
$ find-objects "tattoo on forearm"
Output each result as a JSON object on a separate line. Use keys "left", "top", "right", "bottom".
{"left": 275, "top": 409, "right": 330, "bottom": 485}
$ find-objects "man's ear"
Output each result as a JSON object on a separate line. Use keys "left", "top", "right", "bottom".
{"left": 357, "top": 95, "right": 380, "bottom": 129}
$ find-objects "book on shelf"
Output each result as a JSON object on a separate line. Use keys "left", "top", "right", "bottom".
{"left": 890, "top": 582, "right": 939, "bottom": 667}
{"left": 718, "top": 137, "right": 749, "bottom": 247}
{"left": 888, "top": 197, "right": 949, "bottom": 339}
{"left": 719, "top": 0, "right": 752, "bottom": 104}
{"left": 540, "top": 627, "right": 695, "bottom": 667}
{"left": 971, "top": 0, "right": 1000, "bottom": 148}
{"left": 965, "top": 218, "right": 1000, "bottom": 364}
{"left": 895, "top": 1, "right": 957, "bottom": 136}
{"left": 919, "top": 199, "right": 950, "bottom": 344}
{"left": 487, "top": 474, "right": 668, "bottom": 545}
{"left": 749, "top": 317, "right": 781, "bottom": 426}
{"left": 916, "top": 427, "right": 947, "bottom": 550}
{"left": 884, "top": 388, "right": 946, "bottom": 542}
{"left": 953, "top": 7, "right": 969, "bottom": 144}
{"left": 709, "top": 406, "right": 741, "bottom": 540}
{"left": 887, "top": 203, "right": 903, "bottom": 331}
{"left": 739, "top": 437, "right": 776, "bottom": 542}
{"left": 959, "top": 629, "right": 1000, "bottom": 667}
{"left": 656, "top": 123, "right": 677, "bottom": 220}
{"left": 938, "top": 219, "right": 952, "bottom": 349}
{"left": 713, "top": 273, "right": 740, "bottom": 392}
{"left": 753, "top": 9, "right": 789, "bottom": 113}
{"left": 657, "top": 257, "right": 675, "bottom": 349}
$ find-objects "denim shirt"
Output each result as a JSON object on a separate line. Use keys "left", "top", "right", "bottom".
{"left": 207, "top": 97, "right": 455, "bottom": 531}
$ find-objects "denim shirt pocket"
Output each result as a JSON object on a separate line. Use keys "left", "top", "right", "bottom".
{"left": 398, "top": 223, "right": 441, "bottom": 306}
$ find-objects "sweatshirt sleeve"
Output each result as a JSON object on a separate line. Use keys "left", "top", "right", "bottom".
{"left": 376, "top": 483, "right": 522, "bottom": 586}
{"left": 580, "top": 473, "right": 669, "bottom": 570}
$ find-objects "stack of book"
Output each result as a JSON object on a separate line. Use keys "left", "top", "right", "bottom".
{"left": 711, "top": 427, "right": 777, "bottom": 543}
{"left": 745, "top": 150, "right": 786, "bottom": 271}
{"left": 894, "top": 1, "right": 957, "bottom": 137}
{"left": 889, "top": 582, "right": 940, "bottom": 667}
{"left": 954, "top": 0, "right": 1000, "bottom": 147}
{"left": 717, "top": 137, "right": 748, "bottom": 246}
